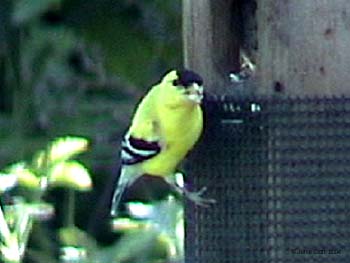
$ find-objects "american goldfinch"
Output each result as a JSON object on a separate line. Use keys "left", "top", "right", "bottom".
{"left": 111, "top": 69, "right": 214, "bottom": 216}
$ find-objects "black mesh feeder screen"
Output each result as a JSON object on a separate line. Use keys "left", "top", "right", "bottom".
{"left": 185, "top": 95, "right": 350, "bottom": 263}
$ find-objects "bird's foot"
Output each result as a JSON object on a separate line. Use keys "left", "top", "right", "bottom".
{"left": 182, "top": 186, "right": 216, "bottom": 207}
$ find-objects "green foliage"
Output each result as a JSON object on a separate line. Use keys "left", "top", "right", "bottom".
{"left": 2, "top": 136, "right": 91, "bottom": 192}
{"left": 0, "top": 136, "right": 91, "bottom": 263}
{"left": 0, "top": 136, "right": 183, "bottom": 263}
{"left": 57, "top": 0, "right": 182, "bottom": 84}
{"left": 0, "top": 137, "right": 184, "bottom": 263}
{"left": 0, "top": 0, "right": 182, "bottom": 168}
{"left": 0, "top": 1, "right": 184, "bottom": 262}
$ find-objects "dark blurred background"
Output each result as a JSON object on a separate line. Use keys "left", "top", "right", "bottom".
{"left": 0, "top": 0, "right": 182, "bottom": 251}
{"left": 0, "top": 0, "right": 182, "bottom": 166}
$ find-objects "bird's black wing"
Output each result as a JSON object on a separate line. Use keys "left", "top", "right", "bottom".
{"left": 121, "top": 134, "right": 161, "bottom": 165}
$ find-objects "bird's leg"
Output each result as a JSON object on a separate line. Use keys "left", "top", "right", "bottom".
{"left": 165, "top": 174, "right": 216, "bottom": 207}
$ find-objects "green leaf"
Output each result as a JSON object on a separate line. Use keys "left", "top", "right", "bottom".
{"left": 59, "top": 226, "right": 98, "bottom": 249}
{"left": 33, "top": 136, "right": 89, "bottom": 168}
{"left": 5, "top": 163, "right": 41, "bottom": 189}
{"left": 48, "top": 161, "right": 92, "bottom": 191}
{"left": 0, "top": 173, "right": 17, "bottom": 193}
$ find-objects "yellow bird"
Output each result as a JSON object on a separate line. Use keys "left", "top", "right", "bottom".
{"left": 111, "top": 69, "right": 214, "bottom": 216}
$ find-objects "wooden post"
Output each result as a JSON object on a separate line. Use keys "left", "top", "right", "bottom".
{"left": 182, "top": 0, "right": 240, "bottom": 93}
{"left": 184, "top": 0, "right": 350, "bottom": 96}
{"left": 257, "top": 0, "right": 350, "bottom": 96}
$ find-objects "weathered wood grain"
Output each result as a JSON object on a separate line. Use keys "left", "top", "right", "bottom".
{"left": 257, "top": 0, "right": 350, "bottom": 96}
{"left": 183, "top": 0, "right": 240, "bottom": 93}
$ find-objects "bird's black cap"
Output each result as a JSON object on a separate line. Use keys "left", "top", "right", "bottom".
{"left": 173, "top": 69, "right": 203, "bottom": 87}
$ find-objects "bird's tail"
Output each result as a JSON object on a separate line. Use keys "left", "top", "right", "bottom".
{"left": 110, "top": 168, "right": 129, "bottom": 217}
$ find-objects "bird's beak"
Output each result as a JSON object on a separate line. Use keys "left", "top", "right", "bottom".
{"left": 187, "top": 83, "right": 204, "bottom": 104}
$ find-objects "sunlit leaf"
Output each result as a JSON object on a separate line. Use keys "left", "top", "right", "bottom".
{"left": 12, "top": 0, "right": 61, "bottom": 25}
{"left": 0, "top": 243, "right": 21, "bottom": 263}
{"left": 59, "top": 227, "right": 82, "bottom": 247}
{"left": 157, "top": 233, "right": 177, "bottom": 259}
{"left": 60, "top": 246, "right": 87, "bottom": 262}
{"left": 48, "top": 161, "right": 92, "bottom": 191}
{"left": 59, "top": 227, "right": 98, "bottom": 249}
{"left": 111, "top": 218, "right": 148, "bottom": 232}
{"left": 6, "top": 163, "right": 41, "bottom": 189}
{"left": 0, "top": 207, "right": 12, "bottom": 248}
{"left": 0, "top": 173, "right": 17, "bottom": 193}
{"left": 34, "top": 136, "right": 89, "bottom": 168}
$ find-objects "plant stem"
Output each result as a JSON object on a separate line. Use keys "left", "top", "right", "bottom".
{"left": 0, "top": 207, "right": 11, "bottom": 247}
{"left": 16, "top": 206, "right": 32, "bottom": 259}
{"left": 66, "top": 190, "right": 75, "bottom": 228}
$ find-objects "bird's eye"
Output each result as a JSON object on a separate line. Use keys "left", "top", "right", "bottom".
{"left": 172, "top": 79, "right": 186, "bottom": 91}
